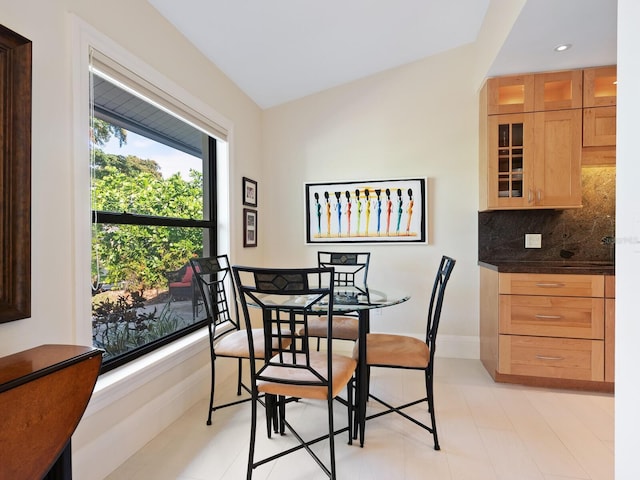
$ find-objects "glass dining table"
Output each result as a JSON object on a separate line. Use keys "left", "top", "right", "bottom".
{"left": 247, "top": 285, "right": 410, "bottom": 446}
{"left": 329, "top": 286, "right": 410, "bottom": 445}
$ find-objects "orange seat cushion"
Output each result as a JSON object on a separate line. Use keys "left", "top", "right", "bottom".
{"left": 300, "top": 315, "right": 359, "bottom": 341}
{"left": 257, "top": 351, "right": 357, "bottom": 400}
{"left": 354, "top": 333, "right": 430, "bottom": 369}
{"left": 215, "top": 329, "right": 291, "bottom": 360}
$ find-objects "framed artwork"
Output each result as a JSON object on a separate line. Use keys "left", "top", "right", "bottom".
{"left": 0, "top": 25, "right": 32, "bottom": 322}
{"left": 305, "top": 178, "right": 427, "bottom": 244}
{"left": 243, "top": 176, "right": 258, "bottom": 207}
{"left": 243, "top": 208, "right": 258, "bottom": 247}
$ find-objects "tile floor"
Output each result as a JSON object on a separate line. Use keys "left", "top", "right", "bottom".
{"left": 104, "top": 358, "right": 614, "bottom": 480}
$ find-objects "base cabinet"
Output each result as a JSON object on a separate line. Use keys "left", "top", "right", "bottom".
{"left": 498, "top": 335, "right": 604, "bottom": 381}
{"left": 480, "top": 268, "right": 613, "bottom": 391}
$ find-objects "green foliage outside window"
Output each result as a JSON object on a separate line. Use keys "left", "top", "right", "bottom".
{"left": 91, "top": 121, "right": 204, "bottom": 292}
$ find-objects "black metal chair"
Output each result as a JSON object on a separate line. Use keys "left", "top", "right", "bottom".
{"left": 233, "top": 265, "right": 357, "bottom": 480}
{"left": 353, "top": 255, "right": 455, "bottom": 449}
{"left": 304, "top": 251, "right": 371, "bottom": 350}
{"left": 190, "top": 255, "right": 291, "bottom": 426}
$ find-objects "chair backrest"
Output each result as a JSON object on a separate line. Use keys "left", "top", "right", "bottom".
{"left": 425, "top": 256, "right": 456, "bottom": 357}
{"left": 190, "top": 255, "right": 239, "bottom": 341}
{"left": 232, "top": 266, "right": 337, "bottom": 393}
{"left": 317, "top": 251, "right": 370, "bottom": 292}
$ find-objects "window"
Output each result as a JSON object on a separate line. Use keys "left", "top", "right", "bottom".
{"left": 89, "top": 52, "right": 220, "bottom": 372}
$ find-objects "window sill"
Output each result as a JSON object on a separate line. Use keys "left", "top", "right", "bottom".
{"left": 85, "top": 327, "right": 210, "bottom": 416}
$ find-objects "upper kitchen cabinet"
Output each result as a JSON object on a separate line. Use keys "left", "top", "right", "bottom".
{"left": 582, "top": 66, "right": 617, "bottom": 166}
{"left": 583, "top": 106, "right": 616, "bottom": 147}
{"left": 481, "top": 110, "right": 582, "bottom": 210}
{"left": 485, "top": 75, "right": 535, "bottom": 115}
{"left": 532, "top": 109, "right": 582, "bottom": 207}
{"left": 483, "top": 113, "right": 532, "bottom": 209}
{"left": 485, "top": 70, "right": 582, "bottom": 115}
{"left": 534, "top": 70, "right": 583, "bottom": 111}
{"left": 583, "top": 65, "right": 617, "bottom": 107}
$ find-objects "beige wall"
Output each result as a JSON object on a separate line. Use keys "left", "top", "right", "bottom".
{"left": 258, "top": 0, "right": 524, "bottom": 349}
{"left": 262, "top": 43, "right": 483, "bottom": 347}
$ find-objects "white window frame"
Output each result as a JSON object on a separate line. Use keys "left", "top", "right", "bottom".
{"left": 70, "top": 15, "right": 233, "bottom": 360}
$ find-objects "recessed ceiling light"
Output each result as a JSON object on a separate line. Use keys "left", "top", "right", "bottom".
{"left": 554, "top": 43, "right": 572, "bottom": 52}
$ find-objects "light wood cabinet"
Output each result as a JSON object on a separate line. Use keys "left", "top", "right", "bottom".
{"left": 486, "top": 70, "right": 582, "bottom": 115}
{"left": 482, "top": 109, "right": 582, "bottom": 209}
{"left": 481, "top": 65, "right": 617, "bottom": 209}
{"left": 498, "top": 335, "right": 604, "bottom": 381}
{"left": 485, "top": 75, "right": 534, "bottom": 115}
{"left": 583, "top": 106, "right": 616, "bottom": 147}
{"left": 583, "top": 65, "right": 617, "bottom": 107}
{"left": 582, "top": 66, "right": 617, "bottom": 166}
{"left": 605, "top": 275, "right": 615, "bottom": 382}
{"left": 485, "top": 113, "right": 530, "bottom": 208}
{"left": 534, "top": 70, "right": 583, "bottom": 111}
{"left": 499, "top": 295, "right": 604, "bottom": 339}
{"left": 532, "top": 109, "right": 582, "bottom": 207}
{"left": 480, "top": 69, "right": 583, "bottom": 211}
{"left": 499, "top": 272, "right": 604, "bottom": 296}
{"left": 480, "top": 269, "right": 613, "bottom": 390}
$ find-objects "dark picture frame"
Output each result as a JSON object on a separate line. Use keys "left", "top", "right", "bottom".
{"left": 0, "top": 25, "right": 32, "bottom": 323}
{"left": 243, "top": 208, "right": 258, "bottom": 247}
{"left": 242, "top": 176, "right": 258, "bottom": 207}
{"left": 304, "top": 177, "right": 427, "bottom": 244}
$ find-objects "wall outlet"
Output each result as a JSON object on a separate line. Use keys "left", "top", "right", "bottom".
{"left": 525, "top": 233, "right": 542, "bottom": 248}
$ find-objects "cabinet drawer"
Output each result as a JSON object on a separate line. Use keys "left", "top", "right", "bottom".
{"left": 499, "top": 295, "right": 604, "bottom": 339}
{"left": 499, "top": 273, "right": 604, "bottom": 297}
{"left": 498, "top": 335, "right": 604, "bottom": 381}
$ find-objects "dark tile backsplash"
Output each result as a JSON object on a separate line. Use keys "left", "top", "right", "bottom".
{"left": 478, "top": 166, "right": 616, "bottom": 263}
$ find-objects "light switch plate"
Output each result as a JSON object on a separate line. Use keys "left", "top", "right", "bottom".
{"left": 525, "top": 233, "right": 542, "bottom": 248}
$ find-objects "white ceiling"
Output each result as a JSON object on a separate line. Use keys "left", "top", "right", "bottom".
{"left": 148, "top": 0, "right": 617, "bottom": 109}
{"left": 487, "top": 0, "right": 617, "bottom": 78}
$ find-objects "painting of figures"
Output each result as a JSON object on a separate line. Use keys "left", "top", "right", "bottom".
{"left": 305, "top": 178, "right": 427, "bottom": 244}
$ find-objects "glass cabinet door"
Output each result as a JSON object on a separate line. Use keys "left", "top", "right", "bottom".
{"left": 488, "top": 114, "right": 533, "bottom": 208}
{"left": 487, "top": 70, "right": 583, "bottom": 114}
{"left": 486, "top": 75, "right": 535, "bottom": 115}
{"left": 583, "top": 66, "right": 617, "bottom": 107}
{"left": 533, "top": 70, "right": 583, "bottom": 111}
{"left": 497, "top": 123, "right": 523, "bottom": 198}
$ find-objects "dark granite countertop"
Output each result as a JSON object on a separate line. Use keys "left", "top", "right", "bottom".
{"left": 478, "top": 260, "right": 615, "bottom": 275}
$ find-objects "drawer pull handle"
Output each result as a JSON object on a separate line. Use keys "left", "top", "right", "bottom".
{"left": 535, "top": 314, "right": 563, "bottom": 320}
{"left": 535, "top": 283, "right": 566, "bottom": 288}
{"left": 535, "top": 355, "right": 564, "bottom": 361}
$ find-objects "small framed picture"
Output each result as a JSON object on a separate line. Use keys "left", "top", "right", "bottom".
{"left": 242, "top": 177, "right": 258, "bottom": 207}
{"left": 243, "top": 208, "right": 258, "bottom": 247}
